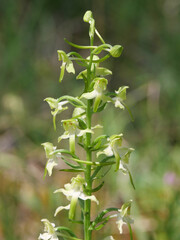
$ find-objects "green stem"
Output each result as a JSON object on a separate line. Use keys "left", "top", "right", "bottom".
{"left": 95, "top": 28, "right": 105, "bottom": 44}
{"left": 64, "top": 38, "right": 96, "bottom": 49}
{"left": 84, "top": 36, "right": 94, "bottom": 240}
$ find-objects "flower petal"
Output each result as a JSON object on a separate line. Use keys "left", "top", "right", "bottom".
{"left": 58, "top": 132, "right": 70, "bottom": 142}
{"left": 54, "top": 204, "right": 70, "bottom": 217}
{"left": 46, "top": 158, "right": 58, "bottom": 176}
{"left": 76, "top": 128, "right": 93, "bottom": 137}
{"left": 79, "top": 193, "right": 99, "bottom": 205}
{"left": 119, "top": 161, "right": 129, "bottom": 175}
{"left": 114, "top": 98, "right": 125, "bottom": 109}
{"left": 97, "top": 145, "right": 113, "bottom": 158}
{"left": 81, "top": 90, "right": 97, "bottom": 99}
{"left": 38, "top": 233, "right": 51, "bottom": 240}
{"left": 59, "top": 62, "right": 66, "bottom": 82}
{"left": 66, "top": 60, "right": 75, "bottom": 74}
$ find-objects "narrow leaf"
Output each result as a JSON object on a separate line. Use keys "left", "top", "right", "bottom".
{"left": 78, "top": 118, "right": 87, "bottom": 129}
{"left": 91, "top": 181, "right": 104, "bottom": 192}
{"left": 128, "top": 170, "right": 136, "bottom": 190}
{"left": 56, "top": 232, "right": 82, "bottom": 240}
{"left": 123, "top": 103, "right": 134, "bottom": 122}
{"left": 91, "top": 156, "right": 114, "bottom": 179}
{"left": 56, "top": 227, "right": 77, "bottom": 237}
{"left": 90, "top": 208, "right": 119, "bottom": 230}
{"left": 59, "top": 169, "right": 85, "bottom": 172}
{"left": 96, "top": 102, "right": 107, "bottom": 112}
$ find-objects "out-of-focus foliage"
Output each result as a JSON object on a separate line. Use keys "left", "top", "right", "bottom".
{"left": 0, "top": 0, "right": 180, "bottom": 240}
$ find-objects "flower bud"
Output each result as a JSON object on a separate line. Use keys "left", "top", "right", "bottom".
{"left": 110, "top": 45, "right": 123, "bottom": 58}
{"left": 83, "top": 10, "right": 93, "bottom": 23}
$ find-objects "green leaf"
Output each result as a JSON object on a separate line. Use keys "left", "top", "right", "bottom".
{"left": 78, "top": 118, "right": 87, "bottom": 130}
{"left": 93, "top": 217, "right": 110, "bottom": 231}
{"left": 91, "top": 156, "right": 114, "bottom": 179}
{"left": 89, "top": 208, "right": 119, "bottom": 230}
{"left": 91, "top": 181, "right": 104, "bottom": 192}
{"left": 56, "top": 232, "right": 82, "bottom": 240}
{"left": 63, "top": 159, "right": 82, "bottom": 169}
{"left": 56, "top": 227, "right": 78, "bottom": 238}
{"left": 96, "top": 102, "right": 107, "bottom": 112}
{"left": 59, "top": 169, "right": 85, "bottom": 172}
{"left": 128, "top": 170, "right": 136, "bottom": 190}
{"left": 123, "top": 103, "right": 134, "bottom": 122}
{"left": 91, "top": 135, "right": 108, "bottom": 150}
{"left": 110, "top": 45, "right": 123, "bottom": 58}
{"left": 78, "top": 142, "right": 87, "bottom": 150}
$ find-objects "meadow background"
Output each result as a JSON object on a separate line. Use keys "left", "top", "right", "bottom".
{"left": 0, "top": 0, "right": 180, "bottom": 239}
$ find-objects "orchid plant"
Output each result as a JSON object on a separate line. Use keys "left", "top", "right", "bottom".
{"left": 39, "top": 10, "right": 135, "bottom": 240}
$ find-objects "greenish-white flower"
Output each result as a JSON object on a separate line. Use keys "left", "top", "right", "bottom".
{"left": 81, "top": 77, "right": 110, "bottom": 112}
{"left": 58, "top": 119, "right": 93, "bottom": 153}
{"left": 116, "top": 200, "right": 134, "bottom": 234}
{"left": 44, "top": 98, "right": 68, "bottom": 130}
{"left": 42, "top": 142, "right": 62, "bottom": 176}
{"left": 38, "top": 219, "right": 58, "bottom": 240}
{"left": 57, "top": 50, "right": 75, "bottom": 82}
{"left": 54, "top": 175, "right": 99, "bottom": 220}
{"left": 112, "top": 86, "right": 128, "bottom": 109}
{"left": 97, "top": 134, "right": 134, "bottom": 172}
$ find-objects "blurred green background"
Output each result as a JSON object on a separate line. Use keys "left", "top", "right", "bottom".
{"left": 0, "top": 0, "right": 180, "bottom": 239}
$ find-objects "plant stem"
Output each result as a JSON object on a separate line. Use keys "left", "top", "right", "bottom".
{"left": 84, "top": 36, "right": 94, "bottom": 240}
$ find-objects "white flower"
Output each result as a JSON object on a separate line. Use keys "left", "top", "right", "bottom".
{"left": 97, "top": 134, "right": 134, "bottom": 172}
{"left": 42, "top": 142, "right": 62, "bottom": 176}
{"left": 112, "top": 86, "right": 128, "bottom": 109}
{"left": 81, "top": 77, "right": 110, "bottom": 112}
{"left": 116, "top": 200, "right": 134, "bottom": 234}
{"left": 54, "top": 175, "right": 99, "bottom": 219}
{"left": 38, "top": 219, "right": 58, "bottom": 240}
